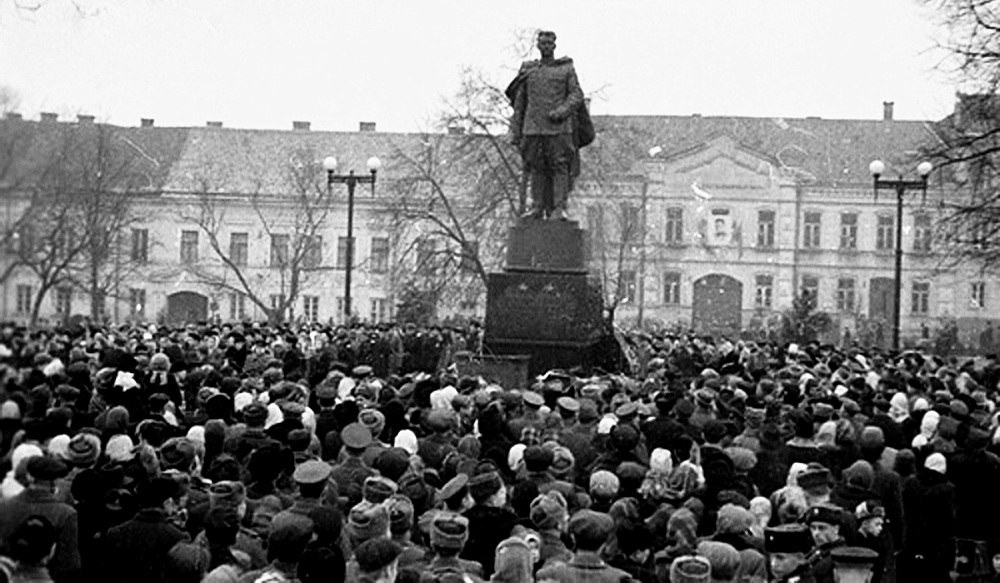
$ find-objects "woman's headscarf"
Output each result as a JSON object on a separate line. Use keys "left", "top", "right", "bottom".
{"left": 912, "top": 410, "right": 940, "bottom": 449}
{"left": 815, "top": 421, "right": 838, "bottom": 448}
{"left": 492, "top": 537, "right": 533, "bottom": 583}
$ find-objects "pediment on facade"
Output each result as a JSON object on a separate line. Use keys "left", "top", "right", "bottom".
{"left": 648, "top": 135, "right": 785, "bottom": 189}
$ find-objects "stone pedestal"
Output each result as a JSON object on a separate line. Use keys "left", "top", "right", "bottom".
{"left": 484, "top": 219, "right": 608, "bottom": 378}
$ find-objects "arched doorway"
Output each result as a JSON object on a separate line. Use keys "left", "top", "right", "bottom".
{"left": 692, "top": 274, "right": 743, "bottom": 338}
{"left": 166, "top": 291, "right": 208, "bottom": 326}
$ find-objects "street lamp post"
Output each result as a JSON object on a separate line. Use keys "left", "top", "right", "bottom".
{"left": 323, "top": 155, "right": 382, "bottom": 324}
{"left": 868, "top": 159, "right": 933, "bottom": 351}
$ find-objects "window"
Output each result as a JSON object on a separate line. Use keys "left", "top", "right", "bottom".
{"left": 618, "top": 270, "right": 637, "bottom": 303}
{"left": 269, "top": 294, "right": 286, "bottom": 320}
{"left": 16, "top": 285, "right": 32, "bottom": 314}
{"left": 370, "top": 298, "right": 390, "bottom": 323}
{"left": 270, "top": 234, "right": 289, "bottom": 268}
{"left": 971, "top": 282, "right": 986, "bottom": 309}
{"left": 587, "top": 205, "right": 605, "bottom": 243}
{"left": 913, "top": 215, "right": 933, "bottom": 252}
{"left": 180, "top": 230, "right": 199, "bottom": 263}
{"left": 621, "top": 203, "right": 641, "bottom": 242}
{"left": 757, "top": 210, "right": 775, "bottom": 248}
{"left": 836, "top": 278, "right": 856, "bottom": 312}
{"left": 129, "top": 288, "right": 146, "bottom": 320}
{"left": 130, "top": 229, "right": 149, "bottom": 263}
{"left": 876, "top": 215, "right": 895, "bottom": 251}
{"left": 303, "top": 236, "right": 322, "bottom": 269}
{"left": 337, "top": 236, "right": 354, "bottom": 270}
{"left": 302, "top": 295, "right": 319, "bottom": 322}
{"left": 755, "top": 274, "right": 774, "bottom": 308}
{"left": 54, "top": 287, "right": 72, "bottom": 316}
{"left": 912, "top": 281, "right": 930, "bottom": 315}
{"left": 371, "top": 237, "right": 390, "bottom": 273}
{"left": 663, "top": 272, "right": 681, "bottom": 305}
{"left": 803, "top": 212, "right": 821, "bottom": 248}
{"left": 839, "top": 213, "right": 857, "bottom": 250}
{"left": 801, "top": 275, "right": 819, "bottom": 301}
{"left": 460, "top": 240, "right": 479, "bottom": 272}
{"left": 416, "top": 240, "right": 436, "bottom": 270}
{"left": 229, "top": 232, "right": 248, "bottom": 267}
{"left": 665, "top": 207, "right": 684, "bottom": 245}
{"left": 229, "top": 292, "right": 246, "bottom": 321}
{"left": 93, "top": 292, "right": 106, "bottom": 319}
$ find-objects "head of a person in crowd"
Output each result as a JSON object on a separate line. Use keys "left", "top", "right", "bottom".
{"left": 492, "top": 536, "right": 533, "bottom": 583}
{"left": 204, "top": 505, "right": 241, "bottom": 548}
{"left": 22, "top": 455, "right": 68, "bottom": 492}
{"left": 136, "top": 475, "right": 184, "bottom": 515}
{"left": 347, "top": 503, "right": 391, "bottom": 549}
{"left": 530, "top": 490, "right": 569, "bottom": 533}
{"left": 294, "top": 460, "right": 333, "bottom": 501}
{"left": 765, "top": 523, "right": 813, "bottom": 579}
{"left": 268, "top": 522, "right": 313, "bottom": 568}
{"left": 670, "top": 554, "right": 712, "bottom": 583}
{"left": 438, "top": 474, "right": 473, "bottom": 513}
{"left": 241, "top": 402, "right": 268, "bottom": 429}
{"left": 796, "top": 463, "right": 833, "bottom": 505}
{"left": 430, "top": 514, "right": 470, "bottom": 558}
{"left": 855, "top": 500, "right": 885, "bottom": 538}
{"left": 7, "top": 515, "right": 56, "bottom": 567}
{"left": 354, "top": 537, "right": 402, "bottom": 583}
{"left": 340, "top": 422, "right": 373, "bottom": 459}
{"left": 697, "top": 540, "right": 741, "bottom": 583}
{"left": 567, "top": 509, "right": 614, "bottom": 554}
{"left": 384, "top": 494, "right": 414, "bottom": 543}
{"left": 803, "top": 503, "right": 842, "bottom": 547}
{"left": 469, "top": 469, "right": 506, "bottom": 508}
{"left": 159, "top": 437, "right": 201, "bottom": 477}
{"left": 522, "top": 444, "right": 553, "bottom": 474}
{"left": 209, "top": 480, "right": 247, "bottom": 520}
{"left": 666, "top": 507, "right": 698, "bottom": 550}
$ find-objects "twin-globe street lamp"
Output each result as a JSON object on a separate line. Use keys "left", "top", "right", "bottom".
{"left": 323, "top": 155, "right": 382, "bottom": 323}
{"left": 868, "top": 159, "right": 933, "bottom": 351}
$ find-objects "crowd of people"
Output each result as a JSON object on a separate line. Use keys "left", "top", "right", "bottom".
{"left": 0, "top": 319, "right": 998, "bottom": 583}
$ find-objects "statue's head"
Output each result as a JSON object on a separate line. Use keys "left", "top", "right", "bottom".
{"left": 536, "top": 30, "right": 557, "bottom": 57}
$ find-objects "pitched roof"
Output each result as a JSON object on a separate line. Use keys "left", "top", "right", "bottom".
{"left": 586, "top": 114, "right": 940, "bottom": 187}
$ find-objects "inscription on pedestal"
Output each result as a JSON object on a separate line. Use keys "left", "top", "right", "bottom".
{"left": 506, "top": 219, "right": 586, "bottom": 272}
{"left": 485, "top": 272, "right": 603, "bottom": 342}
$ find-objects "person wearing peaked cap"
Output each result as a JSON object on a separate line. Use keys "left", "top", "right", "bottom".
{"left": 615, "top": 401, "right": 639, "bottom": 424}
{"left": 556, "top": 396, "right": 579, "bottom": 416}
{"left": 536, "top": 509, "right": 632, "bottom": 583}
{"left": 330, "top": 423, "right": 377, "bottom": 509}
{"left": 292, "top": 459, "right": 332, "bottom": 486}
{"left": 352, "top": 364, "right": 374, "bottom": 378}
{"left": 522, "top": 391, "right": 544, "bottom": 409}
{"left": 764, "top": 524, "right": 814, "bottom": 581}
{"left": 426, "top": 513, "right": 485, "bottom": 579}
{"left": 831, "top": 546, "right": 879, "bottom": 581}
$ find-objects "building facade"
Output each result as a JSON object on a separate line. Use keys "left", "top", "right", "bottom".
{"left": 1, "top": 107, "right": 998, "bottom": 348}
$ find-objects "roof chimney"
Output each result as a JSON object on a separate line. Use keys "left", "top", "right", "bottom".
{"left": 293, "top": 120, "right": 311, "bottom": 131}
{"left": 447, "top": 125, "right": 465, "bottom": 135}
{"left": 206, "top": 121, "right": 223, "bottom": 128}
{"left": 359, "top": 121, "right": 376, "bottom": 132}
{"left": 4, "top": 112, "right": 22, "bottom": 121}
{"left": 883, "top": 101, "right": 894, "bottom": 121}
{"left": 141, "top": 118, "right": 154, "bottom": 128}
{"left": 40, "top": 112, "right": 58, "bottom": 123}
{"left": 77, "top": 114, "right": 95, "bottom": 124}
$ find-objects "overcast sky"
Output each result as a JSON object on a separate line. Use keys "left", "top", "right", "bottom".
{"left": 0, "top": 0, "right": 959, "bottom": 132}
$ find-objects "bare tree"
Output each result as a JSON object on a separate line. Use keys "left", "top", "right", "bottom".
{"left": 179, "top": 146, "right": 335, "bottom": 325}
{"left": 919, "top": 1, "right": 1000, "bottom": 270}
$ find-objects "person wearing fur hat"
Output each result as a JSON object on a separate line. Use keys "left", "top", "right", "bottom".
{"left": 461, "top": 470, "right": 517, "bottom": 579}
{"left": 528, "top": 490, "right": 572, "bottom": 569}
{"left": 424, "top": 513, "right": 484, "bottom": 580}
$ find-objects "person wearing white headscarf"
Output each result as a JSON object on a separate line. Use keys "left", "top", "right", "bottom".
{"left": 1, "top": 443, "right": 43, "bottom": 500}
{"left": 912, "top": 410, "right": 939, "bottom": 449}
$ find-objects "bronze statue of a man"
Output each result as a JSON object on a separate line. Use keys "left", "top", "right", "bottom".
{"left": 507, "top": 30, "right": 592, "bottom": 221}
